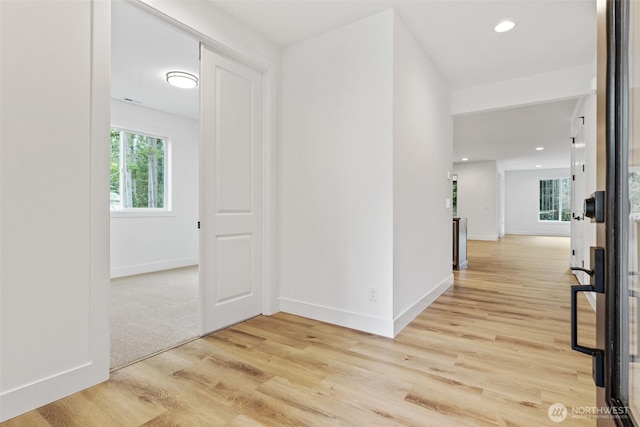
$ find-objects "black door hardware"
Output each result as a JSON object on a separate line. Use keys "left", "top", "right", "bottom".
{"left": 584, "top": 191, "right": 605, "bottom": 223}
{"left": 570, "top": 246, "right": 605, "bottom": 387}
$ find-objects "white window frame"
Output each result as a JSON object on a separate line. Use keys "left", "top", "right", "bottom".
{"left": 110, "top": 126, "right": 172, "bottom": 217}
{"left": 538, "top": 177, "right": 571, "bottom": 222}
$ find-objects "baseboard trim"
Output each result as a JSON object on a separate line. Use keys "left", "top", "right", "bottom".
{"left": 0, "top": 362, "right": 108, "bottom": 422}
{"left": 110, "top": 257, "right": 198, "bottom": 278}
{"left": 393, "top": 274, "right": 454, "bottom": 337}
{"left": 505, "top": 231, "right": 570, "bottom": 237}
{"left": 279, "top": 298, "right": 394, "bottom": 338}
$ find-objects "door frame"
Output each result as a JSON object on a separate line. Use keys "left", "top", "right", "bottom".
{"left": 130, "top": 0, "right": 279, "bottom": 320}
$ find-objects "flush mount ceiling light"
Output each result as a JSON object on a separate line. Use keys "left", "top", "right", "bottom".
{"left": 461, "top": 158, "right": 469, "bottom": 161}
{"left": 494, "top": 20, "right": 516, "bottom": 33}
{"left": 536, "top": 164, "right": 542, "bottom": 168}
{"left": 536, "top": 147, "right": 544, "bottom": 151}
{"left": 166, "top": 71, "right": 198, "bottom": 89}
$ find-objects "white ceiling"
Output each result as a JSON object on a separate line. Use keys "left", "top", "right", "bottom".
{"left": 111, "top": 1, "right": 200, "bottom": 120}
{"left": 211, "top": 0, "right": 596, "bottom": 89}
{"left": 453, "top": 99, "right": 578, "bottom": 170}
{"left": 111, "top": 0, "right": 597, "bottom": 170}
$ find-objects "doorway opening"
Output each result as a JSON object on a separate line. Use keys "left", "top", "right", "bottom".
{"left": 109, "top": 0, "right": 201, "bottom": 370}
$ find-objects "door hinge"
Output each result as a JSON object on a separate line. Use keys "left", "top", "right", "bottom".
{"left": 572, "top": 249, "right": 575, "bottom": 256}
{"left": 197, "top": 221, "right": 201, "bottom": 229}
{"left": 583, "top": 165, "right": 585, "bottom": 172}
{"left": 579, "top": 116, "right": 585, "bottom": 125}
{"left": 572, "top": 174, "right": 575, "bottom": 181}
{"left": 571, "top": 137, "right": 576, "bottom": 144}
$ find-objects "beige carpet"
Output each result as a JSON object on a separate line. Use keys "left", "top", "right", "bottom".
{"left": 110, "top": 266, "right": 199, "bottom": 370}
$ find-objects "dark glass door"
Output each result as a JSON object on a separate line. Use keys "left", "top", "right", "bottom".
{"left": 590, "top": 0, "right": 640, "bottom": 425}
{"left": 618, "top": 0, "right": 640, "bottom": 422}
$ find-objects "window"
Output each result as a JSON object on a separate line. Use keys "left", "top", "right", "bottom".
{"left": 452, "top": 174, "right": 458, "bottom": 217}
{"left": 110, "top": 127, "right": 167, "bottom": 210}
{"left": 539, "top": 178, "right": 570, "bottom": 222}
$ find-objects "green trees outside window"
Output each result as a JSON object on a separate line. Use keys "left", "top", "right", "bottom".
{"left": 539, "top": 178, "right": 571, "bottom": 222}
{"left": 111, "top": 128, "right": 166, "bottom": 209}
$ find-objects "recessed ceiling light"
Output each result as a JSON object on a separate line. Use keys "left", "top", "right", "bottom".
{"left": 494, "top": 20, "right": 516, "bottom": 33}
{"left": 166, "top": 71, "right": 198, "bottom": 89}
{"left": 461, "top": 158, "right": 469, "bottom": 161}
{"left": 536, "top": 164, "right": 542, "bottom": 168}
{"left": 536, "top": 147, "right": 544, "bottom": 151}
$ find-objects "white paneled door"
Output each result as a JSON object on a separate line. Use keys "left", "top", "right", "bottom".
{"left": 570, "top": 115, "right": 587, "bottom": 283}
{"left": 200, "top": 44, "right": 263, "bottom": 334}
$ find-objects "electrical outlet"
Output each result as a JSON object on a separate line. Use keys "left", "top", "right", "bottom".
{"left": 369, "top": 287, "right": 378, "bottom": 302}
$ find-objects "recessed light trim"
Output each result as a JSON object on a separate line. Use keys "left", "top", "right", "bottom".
{"left": 536, "top": 164, "right": 542, "bottom": 168}
{"left": 494, "top": 20, "right": 516, "bottom": 33}
{"left": 461, "top": 158, "right": 469, "bottom": 161}
{"left": 536, "top": 147, "right": 544, "bottom": 151}
{"left": 166, "top": 71, "right": 198, "bottom": 89}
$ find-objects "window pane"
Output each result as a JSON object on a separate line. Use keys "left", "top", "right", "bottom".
{"left": 123, "top": 132, "right": 165, "bottom": 209}
{"left": 110, "top": 129, "right": 121, "bottom": 209}
{"left": 539, "top": 179, "right": 560, "bottom": 221}
{"left": 452, "top": 180, "right": 457, "bottom": 216}
{"left": 561, "top": 177, "right": 571, "bottom": 222}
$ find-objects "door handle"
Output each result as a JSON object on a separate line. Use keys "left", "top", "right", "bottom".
{"left": 571, "top": 284, "right": 605, "bottom": 387}
{"left": 569, "top": 247, "right": 605, "bottom": 388}
{"left": 570, "top": 247, "right": 605, "bottom": 293}
{"left": 571, "top": 285, "right": 598, "bottom": 355}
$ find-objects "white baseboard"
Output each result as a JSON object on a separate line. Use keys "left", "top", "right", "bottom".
{"left": 393, "top": 274, "right": 454, "bottom": 337}
{"left": 468, "top": 234, "right": 499, "bottom": 241}
{"left": 278, "top": 298, "right": 394, "bottom": 338}
{"left": 505, "top": 231, "right": 570, "bottom": 237}
{"left": 110, "top": 257, "right": 198, "bottom": 278}
{"left": 0, "top": 362, "right": 108, "bottom": 422}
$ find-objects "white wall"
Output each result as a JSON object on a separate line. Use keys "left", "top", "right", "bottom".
{"left": 453, "top": 161, "right": 500, "bottom": 240}
{"left": 505, "top": 168, "right": 571, "bottom": 236}
{"left": 110, "top": 100, "right": 199, "bottom": 277}
{"left": 499, "top": 169, "right": 506, "bottom": 237}
{"left": 392, "top": 14, "right": 453, "bottom": 334}
{"left": 280, "top": 10, "right": 395, "bottom": 336}
{"left": 1, "top": 0, "right": 110, "bottom": 421}
{"left": 280, "top": 10, "right": 454, "bottom": 337}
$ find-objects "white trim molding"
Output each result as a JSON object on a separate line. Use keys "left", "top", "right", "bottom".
{"left": 110, "top": 258, "right": 198, "bottom": 279}
{"left": 393, "top": 275, "right": 454, "bottom": 336}
{"left": 279, "top": 298, "right": 395, "bottom": 338}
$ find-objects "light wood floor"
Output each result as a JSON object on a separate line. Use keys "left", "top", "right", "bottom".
{"left": 2, "top": 235, "right": 596, "bottom": 426}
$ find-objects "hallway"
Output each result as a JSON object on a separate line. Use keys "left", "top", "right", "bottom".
{"left": 2, "top": 236, "right": 595, "bottom": 426}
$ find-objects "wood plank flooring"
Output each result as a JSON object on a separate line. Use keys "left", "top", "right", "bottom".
{"left": 2, "top": 235, "right": 596, "bottom": 426}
